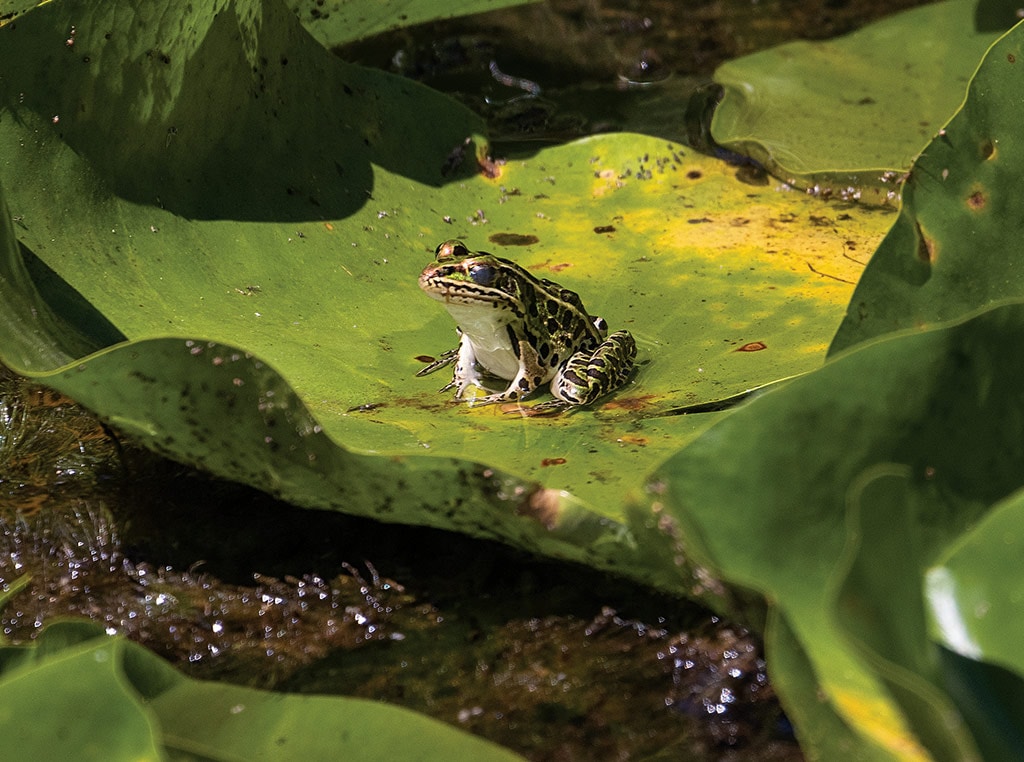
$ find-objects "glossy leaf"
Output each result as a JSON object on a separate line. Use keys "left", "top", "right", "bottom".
{"left": 0, "top": 0, "right": 894, "bottom": 592}
{"left": 926, "top": 488, "right": 1024, "bottom": 674}
{"left": 0, "top": 620, "right": 523, "bottom": 761}
{"left": 652, "top": 301, "right": 1024, "bottom": 759}
{"left": 830, "top": 15, "right": 1024, "bottom": 352}
{"left": 711, "top": 0, "right": 1017, "bottom": 199}
{"left": 0, "top": 629, "right": 164, "bottom": 761}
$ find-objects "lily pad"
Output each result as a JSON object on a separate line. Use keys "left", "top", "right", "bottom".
{"left": 710, "top": 0, "right": 1017, "bottom": 200}
{"left": 830, "top": 14, "right": 1024, "bottom": 352}
{"left": 0, "top": 0, "right": 895, "bottom": 594}
{"left": 0, "top": 620, "right": 522, "bottom": 761}
{"left": 653, "top": 300, "right": 1024, "bottom": 759}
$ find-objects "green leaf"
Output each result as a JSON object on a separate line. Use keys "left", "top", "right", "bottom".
{"left": 652, "top": 300, "right": 1024, "bottom": 758}
{"left": 0, "top": 0, "right": 895, "bottom": 599}
{"left": 0, "top": 621, "right": 522, "bottom": 761}
{"left": 0, "top": 627, "right": 164, "bottom": 761}
{"left": 152, "top": 681, "right": 524, "bottom": 761}
{"left": 831, "top": 16, "right": 1024, "bottom": 352}
{"left": 926, "top": 488, "right": 1024, "bottom": 674}
{"left": 285, "top": 0, "right": 540, "bottom": 48}
{"left": 710, "top": 0, "right": 1015, "bottom": 199}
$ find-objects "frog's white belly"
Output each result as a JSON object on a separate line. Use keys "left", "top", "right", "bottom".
{"left": 443, "top": 303, "right": 525, "bottom": 381}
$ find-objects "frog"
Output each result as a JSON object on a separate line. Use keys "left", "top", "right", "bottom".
{"left": 417, "top": 240, "right": 636, "bottom": 412}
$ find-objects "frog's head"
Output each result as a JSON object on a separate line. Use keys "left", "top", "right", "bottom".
{"left": 419, "top": 240, "right": 526, "bottom": 306}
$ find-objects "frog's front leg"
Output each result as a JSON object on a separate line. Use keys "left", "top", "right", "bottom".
{"left": 547, "top": 330, "right": 636, "bottom": 408}
{"left": 417, "top": 329, "right": 487, "bottom": 399}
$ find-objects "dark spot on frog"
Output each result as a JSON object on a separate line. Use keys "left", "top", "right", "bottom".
{"left": 518, "top": 378, "right": 531, "bottom": 390}
{"left": 532, "top": 375, "right": 543, "bottom": 387}
{"left": 546, "top": 317, "right": 559, "bottom": 333}
{"left": 527, "top": 299, "right": 539, "bottom": 318}
{"left": 735, "top": 342, "right": 767, "bottom": 352}
{"left": 488, "top": 232, "right": 539, "bottom": 246}
{"left": 593, "top": 225, "right": 616, "bottom": 234}
{"left": 507, "top": 326, "right": 522, "bottom": 358}
{"left": 541, "top": 458, "right": 567, "bottom": 467}
{"left": 550, "top": 353, "right": 560, "bottom": 367}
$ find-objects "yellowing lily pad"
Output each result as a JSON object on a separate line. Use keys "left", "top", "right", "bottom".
{"left": 0, "top": 0, "right": 892, "bottom": 594}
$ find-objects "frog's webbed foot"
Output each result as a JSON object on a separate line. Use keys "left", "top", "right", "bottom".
{"left": 523, "top": 399, "right": 574, "bottom": 415}
{"left": 465, "top": 374, "right": 537, "bottom": 408}
{"left": 416, "top": 348, "right": 459, "bottom": 377}
{"left": 465, "top": 390, "right": 519, "bottom": 407}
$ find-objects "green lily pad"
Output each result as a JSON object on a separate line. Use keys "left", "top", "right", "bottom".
{"left": 653, "top": 300, "right": 1024, "bottom": 758}
{"left": 830, "top": 15, "right": 1024, "bottom": 353}
{"left": 0, "top": 0, "right": 895, "bottom": 598}
{"left": 0, "top": 620, "right": 522, "bottom": 761}
{"left": 710, "top": 0, "right": 1016, "bottom": 200}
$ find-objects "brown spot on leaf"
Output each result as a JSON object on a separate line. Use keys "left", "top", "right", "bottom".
{"left": 488, "top": 232, "right": 539, "bottom": 246}
{"left": 967, "top": 189, "right": 987, "bottom": 211}
{"left": 979, "top": 139, "right": 996, "bottom": 160}
{"left": 1009, "top": 53, "right": 1017, "bottom": 63}
{"left": 593, "top": 225, "right": 616, "bottom": 234}
{"left": 541, "top": 457, "right": 567, "bottom": 467}
{"left": 735, "top": 342, "right": 767, "bottom": 352}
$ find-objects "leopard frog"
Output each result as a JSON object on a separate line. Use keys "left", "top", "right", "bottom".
{"left": 417, "top": 240, "right": 636, "bottom": 411}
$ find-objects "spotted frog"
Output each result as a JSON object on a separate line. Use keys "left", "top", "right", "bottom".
{"left": 417, "top": 240, "right": 636, "bottom": 411}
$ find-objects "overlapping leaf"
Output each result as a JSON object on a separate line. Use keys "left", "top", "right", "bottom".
{"left": 657, "top": 14, "right": 1024, "bottom": 759}
{"left": 830, "top": 10, "right": 1024, "bottom": 352}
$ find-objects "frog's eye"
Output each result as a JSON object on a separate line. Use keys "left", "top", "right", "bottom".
{"left": 435, "top": 240, "right": 470, "bottom": 262}
{"left": 468, "top": 263, "right": 496, "bottom": 286}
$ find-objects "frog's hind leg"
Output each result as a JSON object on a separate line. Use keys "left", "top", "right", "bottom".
{"left": 550, "top": 330, "right": 637, "bottom": 407}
